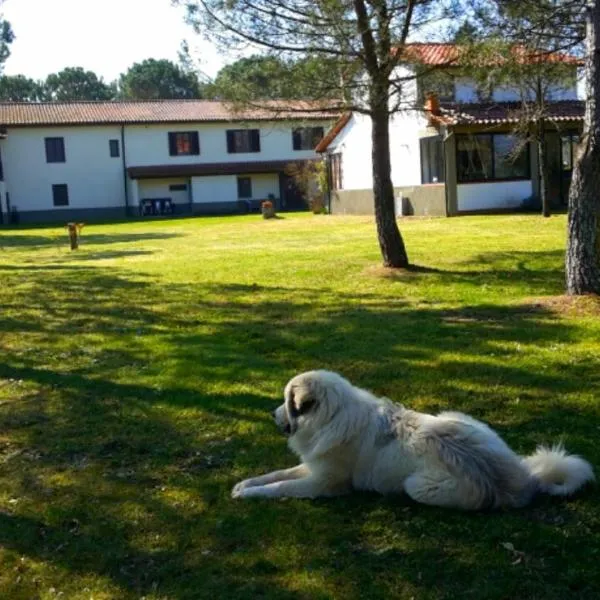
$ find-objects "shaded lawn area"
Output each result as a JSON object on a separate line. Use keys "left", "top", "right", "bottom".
{"left": 0, "top": 213, "right": 599, "bottom": 600}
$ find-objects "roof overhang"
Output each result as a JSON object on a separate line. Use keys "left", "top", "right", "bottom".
{"left": 128, "top": 159, "right": 319, "bottom": 179}
{"left": 315, "top": 112, "right": 352, "bottom": 153}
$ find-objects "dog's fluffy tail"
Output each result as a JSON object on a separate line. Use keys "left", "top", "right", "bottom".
{"left": 523, "top": 444, "right": 594, "bottom": 496}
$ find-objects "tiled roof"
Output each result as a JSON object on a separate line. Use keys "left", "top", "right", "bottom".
{"left": 0, "top": 100, "right": 338, "bottom": 127}
{"left": 399, "top": 43, "right": 582, "bottom": 66}
{"left": 433, "top": 100, "right": 584, "bottom": 126}
{"left": 401, "top": 43, "right": 462, "bottom": 66}
{"left": 315, "top": 112, "right": 352, "bottom": 152}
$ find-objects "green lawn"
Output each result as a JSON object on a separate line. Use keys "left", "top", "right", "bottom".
{"left": 0, "top": 213, "right": 599, "bottom": 600}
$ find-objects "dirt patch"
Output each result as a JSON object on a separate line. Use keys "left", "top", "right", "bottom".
{"left": 526, "top": 294, "right": 600, "bottom": 317}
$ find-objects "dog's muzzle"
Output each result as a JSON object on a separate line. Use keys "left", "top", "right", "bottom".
{"left": 273, "top": 409, "right": 292, "bottom": 435}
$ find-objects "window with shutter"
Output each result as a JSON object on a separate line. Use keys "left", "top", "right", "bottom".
{"left": 292, "top": 127, "right": 324, "bottom": 151}
{"left": 168, "top": 132, "right": 200, "bottom": 156}
{"left": 226, "top": 129, "right": 260, "bottom": 153}
{"left": 52, "top": 184, "right": 69, "bottom": 206}
{"left": 45, "top": 137, "right": 66, "bottom": 163}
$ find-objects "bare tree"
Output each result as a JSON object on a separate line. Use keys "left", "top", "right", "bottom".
{"left": 175, "top": 0, "right": 455, "bottom": 268}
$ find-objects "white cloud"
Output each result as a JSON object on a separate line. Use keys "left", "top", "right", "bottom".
{"left": 1, "top": 0, "right": 226, "bottom": 82}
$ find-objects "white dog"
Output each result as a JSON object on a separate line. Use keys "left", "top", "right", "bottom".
{"left": 232, "top": 370, "right": 594, "bottom": 510}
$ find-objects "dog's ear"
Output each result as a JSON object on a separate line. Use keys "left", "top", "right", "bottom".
{"left": 286, "top": 384, "right": 318, "bottom": 433}
{"left": 292, "top": 385, "right": 318, "bottom": 416}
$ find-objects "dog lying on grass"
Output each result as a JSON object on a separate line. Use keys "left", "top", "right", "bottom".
{"left": 232, "top": 370, "right": 594, "bottom": 510}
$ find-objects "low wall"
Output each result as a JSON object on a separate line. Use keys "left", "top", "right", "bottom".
{"left": 330, "top": 184, "right": 447, "bottom": 216}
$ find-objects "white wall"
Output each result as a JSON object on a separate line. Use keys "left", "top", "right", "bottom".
{"left": 327, "top": 109, "right": 427, "bottom": 192}
{"left": 124, "top": 120, "right": 332, "bottom": 167}
{"left": 457, "top": 180, "right": 533, "bottom": 211}
{"left": 138, "top": 178, "right": 190, "bottom": 205}
{"left": 455, "top": 76, "right": 578, "bottom": 103}
{"left": 390, "top": 112, "right": 428, "bottom": 187}
{"left": 327, "top": 114, "right": 372, "bottom": 190}
{"left": 2, "top": 126, "right": 125, "bottom": 213}
{"left": 248, "top": 173, "right": 279, "bottom": 199}
{"left": 191, "top": 175, "right": 237, "bottom": 204}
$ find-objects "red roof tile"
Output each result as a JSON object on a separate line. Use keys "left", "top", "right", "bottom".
{"left": 315, "top": 112, "right": 352, "bottom": 152}
{"left": 399, "top": 43, "right": 582, "bottom": 67}
{"left": 434, "top": 100, "right": 584, "bottom": 126}
{"left": 0, "top": 100, "right": 338, "bottom": 127}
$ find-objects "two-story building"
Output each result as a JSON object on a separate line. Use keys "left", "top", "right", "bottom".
{"left": 317, "top": 43, "right": 584, "bottom": 216}
{"left": 0, "top": 100, "right": 335, "bottom": 224}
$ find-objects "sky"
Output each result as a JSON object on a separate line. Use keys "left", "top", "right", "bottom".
{"left": 1, "top": 0, "right": 227, "bottom": 82}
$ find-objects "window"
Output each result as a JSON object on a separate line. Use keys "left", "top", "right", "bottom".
{"left": 45, "top": 137, "right": 65, "bottom": 163}
{"left": 329, "top": 153, "right": 342, "bottom": 190}
{"left": 493, "top": 135, "right": 529, "bottom": 179}
{"left": 292, "top": 127, "right": 325, "bottom": 151}
{"left": 168, "top": 131, "right": 200, "bottom": 156}
{"left": 109, "top": 139, "right": 120, "bottom": 158}
{"left": 169, "top": 184, "right": 188, "bottom": 192}
{"left": 456, "top": 134, "right": 530, "bottom": 183}
{"left": 420, "top": 137, "right": 445, "bottom": 184}
{"left": 52, "top": 184, "right": 69, "bottom": 206}
{"left": 237, "top": 176, "right": 252, "bottom": 198}
{"left": 561, "top": 133, "right": 580, "bottom": 170}
{"left": 226, "top": 129, "right": 260, "bottom": 153}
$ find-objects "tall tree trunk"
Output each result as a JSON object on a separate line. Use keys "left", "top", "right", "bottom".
{"left": 371, "top": 107, "right": 409, "bottom": 268}
{"left": 566, "top": 0, "right": 600, "bottom": 295}
{"left": 537, "top": 121, "right": 551, "bottom": 218}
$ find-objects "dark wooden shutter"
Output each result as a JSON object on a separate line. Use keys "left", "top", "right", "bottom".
{"left": 292, "top": 129, "right": 301, "bottom": 150}
{"left": 191, "top": 132, "right": 200, "bottom": 155}
{"left": 226, "top": 130, "right": 235, "bottom": 153}
{"left": 250, "top": 129, "right": 260, "bottom": 152}
{"left": 52, "top": 184, "right": 69, "bottom": 206}
{"left": 168, "top": 132, "right": 178, "bottom": 156}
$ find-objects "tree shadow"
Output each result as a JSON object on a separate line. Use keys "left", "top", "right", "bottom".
{"left": 0, "top": 259, "right": 598, "bottom": 599}
{"left": 0, "top": 231, "right": 181, "bottom": 248}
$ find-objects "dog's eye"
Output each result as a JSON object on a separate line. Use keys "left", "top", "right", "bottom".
{"left": 298, "top": 399, "right": 316, "bottom": 415}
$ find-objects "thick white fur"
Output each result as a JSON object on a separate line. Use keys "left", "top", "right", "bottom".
{"left": 232, "top": 371, "right": 595, "bottom": 510}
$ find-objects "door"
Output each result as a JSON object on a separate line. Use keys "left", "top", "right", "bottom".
{"left": 280, "top": 174, "right": 306, "bottom": 211}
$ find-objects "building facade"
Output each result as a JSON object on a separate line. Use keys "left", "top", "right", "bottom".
{"left": 317, "top": 43, "right": 584, "bottom": 216}
{"left": 0, "top": 100, "right": 335, "bottom": 224}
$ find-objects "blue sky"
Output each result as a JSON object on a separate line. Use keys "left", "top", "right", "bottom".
{"left": 2, "top": 0, "right": 226, "bottom": 82}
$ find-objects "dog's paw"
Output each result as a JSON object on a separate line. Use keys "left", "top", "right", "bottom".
{"left": 231, "top": 479, "right": 252, "bottom": 499}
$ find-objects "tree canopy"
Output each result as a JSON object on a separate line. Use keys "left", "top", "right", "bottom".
{"left": 0, "top": 74, "right": 47, "bottom": 101}
{"left": 207, "top": 54, "right": 347, "bottom": 101}
{"left": 0, "top": 16, "right": 14, "bottom": 73}
{"left": 118, "top": 58, "right": 202, "bottom": 100}
{"left": 45, "top": 67, "right": 116, "bottom": 101}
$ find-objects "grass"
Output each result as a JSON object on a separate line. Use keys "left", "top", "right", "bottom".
{"left": 0, "top": 213, "right": 599, "bottom": 600}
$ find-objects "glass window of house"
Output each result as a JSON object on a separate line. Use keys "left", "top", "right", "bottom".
{"left": 494, "top": 135, "right": 530, "bottom": 179}
{"left": 457, "top": 135, "right": 493, "bottom": 182}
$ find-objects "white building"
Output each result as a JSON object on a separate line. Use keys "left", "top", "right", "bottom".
{"left": 317, "top": 43, "right": 584, "bottom": 216}
{"left": 0, "top": 100, "right": 335, "bottom": 224}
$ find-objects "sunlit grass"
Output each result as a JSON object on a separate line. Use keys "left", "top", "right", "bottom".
{"left": 0, "top": 213, "right": 598, "bottom": 599}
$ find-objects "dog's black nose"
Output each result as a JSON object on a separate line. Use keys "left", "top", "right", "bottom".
{"left": 271, "top": 410, "right": 277, "bottom": 419}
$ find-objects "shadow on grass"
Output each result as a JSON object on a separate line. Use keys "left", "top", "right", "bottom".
{"left": 373, "top": 250, "right": 566, "bottom": 296}
{"left": 0, "top": 257, "right": 598, "bottom": 599}
{"left": 0, "top": 231, "right": 181, "bottom": 248}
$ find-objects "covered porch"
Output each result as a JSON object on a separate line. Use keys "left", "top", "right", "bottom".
{"left": 127, "top": 160, "right": 312, "bottom": 217}
{"left": 422, "top": 99, "right": 584, "bottom": 215}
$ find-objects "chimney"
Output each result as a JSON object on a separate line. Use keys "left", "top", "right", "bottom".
{"left": 424, "top": 92, "right": 440, "bottom": 115}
